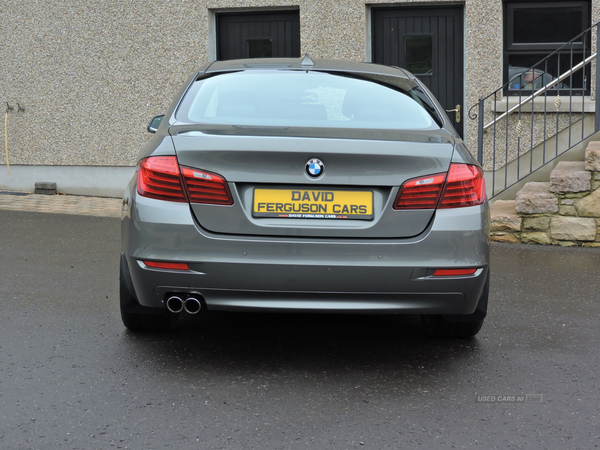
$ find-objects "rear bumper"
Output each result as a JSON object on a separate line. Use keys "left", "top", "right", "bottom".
{"left": 121, "top": 191, "right": 489, "bottom": 315}
{"left": 153, "top": 284, "right": 469, "bottom": 314}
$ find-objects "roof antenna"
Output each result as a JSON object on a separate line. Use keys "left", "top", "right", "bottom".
{"left": 300, "top": 53, "right": 315, "bottom": 67}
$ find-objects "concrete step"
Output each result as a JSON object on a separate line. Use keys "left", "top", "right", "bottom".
{"left": 490, "top": 200, "right": 520, "bottom": 231}
{"left": 585, "top": 141, "right": 600, "bottom": 172}
{"left": 490, "top": 200, "right": 521, "bottom": 243}
{"left": 549, "top": 161, "right": 591, "bottom": 193}
{"left": 515, "top": 182, "right": 558, "bottom": 215}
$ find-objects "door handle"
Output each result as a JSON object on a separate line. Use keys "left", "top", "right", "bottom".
{"left": 446, "top": 104, "right": 461, "bottom": 123}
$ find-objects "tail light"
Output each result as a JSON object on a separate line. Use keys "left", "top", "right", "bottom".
{"left": 180, "top": 167, "right": 233, "bottom": 205}
{"left": 137, "top": 157, "right": 187, "bottom": 202}
{"left": 393, "top": 164, "right": 485, "bottom": 210}
{"left": 393, "top": 173, "right": 446, "bottom": 209}
{"left": 137, "top": 156, "right": 233, "bottom": 205}
{"left": 439, "top": 164, "right": 486, "bottom": 208}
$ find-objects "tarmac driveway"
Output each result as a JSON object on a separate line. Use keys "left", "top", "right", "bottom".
{"left": 0, "top": 209, "right": 598, "bottom": 449}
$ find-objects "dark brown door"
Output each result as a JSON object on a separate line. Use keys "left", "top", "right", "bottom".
{"left": 372, "top": 7, "right": 464, "bottom": 137}
{"left": 217, "top": 11, "right": 300, "bottom": 61}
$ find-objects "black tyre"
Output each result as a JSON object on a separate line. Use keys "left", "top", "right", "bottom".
{"left": 421, "top": 271, "right": 489, "bottom": 338}
{"left": 119, "top": 257, "right": 178, "bottom": 332}
{"left": 120, "top": 307, "right": 179, "bottom": 332}
{"left": 421, "top": 313, "right": 484, "bottom": 338}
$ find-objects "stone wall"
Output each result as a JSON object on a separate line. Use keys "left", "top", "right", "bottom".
{"left": 491, "top": 142, "right": 600, "bottom": 247}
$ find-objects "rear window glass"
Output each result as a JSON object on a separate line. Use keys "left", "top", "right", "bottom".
{"left": 176, "top": 71, "right": 440, "bottom": 130}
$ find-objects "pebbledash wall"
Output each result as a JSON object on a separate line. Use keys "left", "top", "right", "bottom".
{"left": 0, "top": 1, "right": 599, "bottom": 197}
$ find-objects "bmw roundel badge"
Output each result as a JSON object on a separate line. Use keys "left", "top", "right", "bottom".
{"left": 306, "top": 158, "right": 324, "bottom": 178}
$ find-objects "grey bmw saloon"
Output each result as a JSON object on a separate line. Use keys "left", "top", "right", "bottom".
{"left": 120, "top": 56, "right": 490, "bottom": 337}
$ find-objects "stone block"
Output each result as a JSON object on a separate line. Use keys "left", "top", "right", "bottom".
{"left": 551, "top": 216, "right": 597, "bottom": 241}
{"left": 490, "top": 233, "right": 519, "bottom": 244}
{"left": 558, "top": 241, "right": 578, "bottom": 247}
{"left": 549, "top": 161, "right": 591, "bottom": 193}
{"left": 34, "top": 182, "right": 57, "bottom": 195}
{"left": 490, "top": 200, "right": 521, "bottom": 232}
{"left": 563, "top": 192, "right": 588, "bottom": 199}
{"left": 559, "top": 205, "right": 577, "bottom": 216}
{"left": 576, "top": 188, "right": 600, "bottom": 217}
{"left": 585, "top": 144, "right": 600, "bottom": 171}
{"left": 522, "top": 216, "right": 550, "bottom": 231}
{"left": 515, "top": 182, "right": 558, "bottom": 214}
{"left": 521, "top": 232, "right": 552, "bottom": 245}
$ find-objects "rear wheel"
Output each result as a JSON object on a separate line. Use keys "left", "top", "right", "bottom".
{"left": 421, "top": 272, "right": 489, "bottom": 338}
{"left": 120, "top": 259, "right": 178, "bottom": 332}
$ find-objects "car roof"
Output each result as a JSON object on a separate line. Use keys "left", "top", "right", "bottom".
{"left": 202, "top": 55, "right": 412, "bottom": 79}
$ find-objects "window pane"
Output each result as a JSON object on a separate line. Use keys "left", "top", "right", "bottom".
{"left": 508, "top": 53, "right": 588, "bottom": 92}
{"left": 247, "top": 39, "right": 273, "bottom": 58}
{"left": 405, "top": 35, "right": 433, "bottom": 75}
{"left": 178, "top": 71, "right": 439, "bottom": 130}
{"left": 513, "top": 7, "right": 583, "bottom": 44}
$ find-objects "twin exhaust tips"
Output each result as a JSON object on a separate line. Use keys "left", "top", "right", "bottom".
{"left": 166, "top": 295, "right": 202, "bottom": 314}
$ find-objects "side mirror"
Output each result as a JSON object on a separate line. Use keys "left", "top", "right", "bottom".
{"left": 147, "top": 115, "right": 165, "bottom": 133}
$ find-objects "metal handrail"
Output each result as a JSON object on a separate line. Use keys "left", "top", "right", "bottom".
{"left": 483, "top": 52, "right": 597, "bottom": 131}
{"left": 469, "top": 20, "right": 600, "bottom": 199}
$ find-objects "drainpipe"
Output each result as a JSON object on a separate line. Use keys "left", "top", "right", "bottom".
{"left": 596, "top": 26, "right": 600, "bottom": 133}
{"left": 4, "top": 103, "right": 11, "bottom": 176}
{"left": 477, "top": 98, "right": 484, "bottom": 165}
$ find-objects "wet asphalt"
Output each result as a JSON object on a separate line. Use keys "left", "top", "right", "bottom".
{"left": 0, "top": 210, "right": 599, "bottom": 450}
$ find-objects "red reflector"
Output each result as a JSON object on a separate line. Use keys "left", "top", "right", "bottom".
{"left": 180, "top": 166, "right": 233, "bottom": 205}
{"left": 433, "top": 268, "right": 478, "bottom": 276}
{"left": 137, "top": 157, "right": 187, "bottom": 202}
{"left": 393, "top": 173, "right": 446, "bottom": 209}
{"left": 144, "top": 261, "right": 190, "bottom": 271}
{"left": 439, "top": 164, "right": 486, "bottom": 208}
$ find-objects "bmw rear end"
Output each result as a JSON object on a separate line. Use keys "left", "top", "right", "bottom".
{"left": 120, "top": 57, "right": 490, "bottom": 337}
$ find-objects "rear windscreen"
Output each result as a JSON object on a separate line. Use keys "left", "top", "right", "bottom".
{"left": 176, "top": 71, "right": 441, "bottom": 131}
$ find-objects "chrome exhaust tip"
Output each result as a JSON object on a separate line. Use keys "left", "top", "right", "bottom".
{"left": 184, "top": 297, "right": 202, "bottom": 315}
{"left": 166, "top": 296, "right": 184, "bottom": 314}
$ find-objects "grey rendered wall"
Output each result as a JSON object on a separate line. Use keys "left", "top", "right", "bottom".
{"left": 0, "top": 0, "right": 598, "bottom": 195}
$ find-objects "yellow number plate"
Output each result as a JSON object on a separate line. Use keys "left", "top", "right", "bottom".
{"left": 253, "top": 189, "right": 373, "bottom": 220}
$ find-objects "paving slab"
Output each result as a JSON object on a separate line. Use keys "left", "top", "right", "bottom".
{"left": 0, "top": 192, "right": 122, "bottom": 218}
